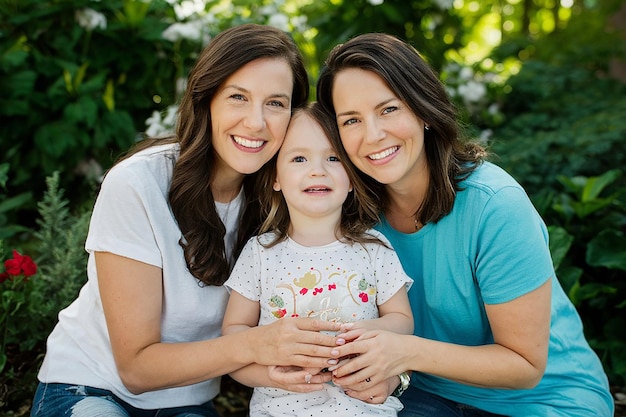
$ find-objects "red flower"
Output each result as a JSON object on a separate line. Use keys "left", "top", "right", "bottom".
{"left": 3, "top": 250, "right": 37, "bottom": 280}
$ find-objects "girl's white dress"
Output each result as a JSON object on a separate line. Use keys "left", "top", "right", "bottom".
{"left": 225, "top": 230, "right": 413, "bottom": 417}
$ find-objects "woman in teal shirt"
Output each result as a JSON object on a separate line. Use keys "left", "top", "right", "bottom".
{"left": 316, "top": 32, "right": 613, "bottom": 416}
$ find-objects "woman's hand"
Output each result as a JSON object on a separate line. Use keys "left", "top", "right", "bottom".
{"left": 328, "top": 329, "right": 410, "bottom": 390}
{"left": 249, "top": 317, "right": 342, "bottom": 370}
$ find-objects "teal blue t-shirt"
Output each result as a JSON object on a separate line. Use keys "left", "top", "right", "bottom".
{"left": 376, "top": 162, "right": 613, "bottom": 417}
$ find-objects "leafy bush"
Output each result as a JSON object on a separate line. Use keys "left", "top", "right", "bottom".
{"left": 0, "top": 0, "right": 182, "bottom": 226}
{"left": 0, "top": 172, "right": 89, "bottom": 411}
{"left": 547, "top": 170, "right": 626, "bottom": 384}
{"left": 490, "top": 59, "right": 626, "bottom": 195}
{"left": 490, "top": 56, "right": 626, "bottom": 384}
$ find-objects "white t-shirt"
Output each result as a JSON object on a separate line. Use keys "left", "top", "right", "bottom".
{"left": 225, "top": 231, "right": 413, "bottom": 416}
{"left": 38, "top": 143, "right": 240, "bottom": 409}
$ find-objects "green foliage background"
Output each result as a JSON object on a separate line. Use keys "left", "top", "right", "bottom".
{"left": 1, "top": 0, "right": 625, "bottom": 414}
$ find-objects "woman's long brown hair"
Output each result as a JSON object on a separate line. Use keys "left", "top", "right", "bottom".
{"left": 317, "top": 33, "right": 487, "bottom": 225}
{"left": 117, "top": 24, "right": 309, "bottom": 286}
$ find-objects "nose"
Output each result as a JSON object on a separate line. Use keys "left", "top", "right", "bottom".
{"left": 309, "top": 159, "right": 327, "bottom": 177}
{"left": 364, "top": 117, "right": 385, "bottom": 144}
{"left": 243, "top": 104, "right": 266, "bottom": 131}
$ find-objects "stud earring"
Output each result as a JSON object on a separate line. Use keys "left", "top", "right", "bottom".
{"left": 425, "top": 125, "right": 430, "bottom": 130}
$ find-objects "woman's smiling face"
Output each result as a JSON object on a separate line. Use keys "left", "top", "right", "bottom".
{"left": 332, "top": 68, "right": 428, "bottom": 188}
{"left": 210, "top": 57, "right": 294, "bottom": 177}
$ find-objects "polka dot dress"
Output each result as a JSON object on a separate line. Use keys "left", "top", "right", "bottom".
{"left": 225, "top": 229, "right": 412, "bottom": 416}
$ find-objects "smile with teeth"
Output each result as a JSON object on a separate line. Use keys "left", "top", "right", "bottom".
{"left": 305, "top": 187, "right": 331, "bottom": 193}
{"left": 368, "top": 146, "right": 399, "bottom": 160}
{"left": 233, "top": 135, "right": 265, "bottom": 149}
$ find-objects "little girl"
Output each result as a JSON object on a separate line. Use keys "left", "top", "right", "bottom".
{"left": 222, "top": 102, "right": 414, "bottom": 416}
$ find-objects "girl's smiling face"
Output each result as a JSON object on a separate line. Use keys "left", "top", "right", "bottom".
{"left": 274, "top": 112, "right": 351, "bottom": 223}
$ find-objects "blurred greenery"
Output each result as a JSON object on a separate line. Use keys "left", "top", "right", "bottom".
{"left": 1, "top": 0, "right": 625, "bottom": 414}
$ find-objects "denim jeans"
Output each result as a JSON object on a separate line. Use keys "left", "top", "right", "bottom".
{"left": 398, "top": 386, "right": 506, "bottom": 417}
{"left": 30, "top": 383, "right": 220, "bottom": 417}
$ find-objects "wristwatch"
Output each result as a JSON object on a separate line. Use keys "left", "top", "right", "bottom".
{"left": 392, "top": 371, "right": 410, "bottom": 397}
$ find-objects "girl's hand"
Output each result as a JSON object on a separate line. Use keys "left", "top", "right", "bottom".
{"left": 341, "top": 375, "right": 400, "bottom": 405}
{"left": 267, "top": 365, "right": 331, "bottom": 392}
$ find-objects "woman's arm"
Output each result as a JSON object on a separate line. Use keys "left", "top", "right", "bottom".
{"left": 331, "top": 279, "right": 551, "bottom": 390}
{"left": 97, "top": 252, "right": 341, "bottom": 394}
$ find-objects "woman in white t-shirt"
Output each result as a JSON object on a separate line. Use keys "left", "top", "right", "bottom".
{"left": 30, "top": 24, "right": 342, "bottom": 417}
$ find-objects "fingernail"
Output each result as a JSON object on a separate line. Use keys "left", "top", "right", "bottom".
{"left": 331, "top": 349, "right": 340, "bottom": 356}
{"left": 336, "top": 338, "right": 345, "bottom": 345}
{"left": 327, "top": 359, "right": 338, "bottom": 365}
{"left": 305, "top": 374, "right": 312, "bottom": 384}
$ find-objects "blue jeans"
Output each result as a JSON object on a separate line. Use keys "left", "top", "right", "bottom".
{"left": 399, "top": 386, "right": 506, "bottom": 417}
{"left": 30, "top": 383, "right": 220, "bottom": 417}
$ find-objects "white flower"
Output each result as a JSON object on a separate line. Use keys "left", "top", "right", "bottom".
{"left": 145, "top": 106, "right": 178, "bottom": 137}
{"left": 291, "top": 15, "right": 308, "bottom": 32}
{"left": 75, "top": 8, "right": 107, "bottom": 31}
{"left": 433, "top": 0, "right": 454, "bottom": 10}
{"left": 162, "top": 21, "right": 203, "bottom": 42}
{"left": 488, "top": 103, "right": 499, "bottom": 115}
{"left": 458, "top": 80, "right": 486, "bottom": 103}
{"left": 162, "top": 105, "right": 179, "bottom": 128}
{"left": 478, "top": 129, "right": 493, "bottom": 144}
{"left": 459, "top": 66, "right": 474, "bottom": 81}
{"left": 367, "top": 0, "right": 384, "bottom": 5}
{"left": 173, "top": 0, "right": 206, "bottom": 20}
{"left": 268, "top": 14, "right": 289, "bottom": 31}
{"left": 74, "top": 158, "right": 104, "bottom": 183}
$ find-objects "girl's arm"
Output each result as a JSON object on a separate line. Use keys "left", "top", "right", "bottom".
{"left": 97, "top": 252, "right": 340, "bottom": 394}
{"left": 347, "top": 287, "right": 413, "bottom": 335}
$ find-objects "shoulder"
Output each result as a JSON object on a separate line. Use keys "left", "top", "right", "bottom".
{"left": 461, "top": 161, "right": 524, "bottom": 196}
{"left": 362, "top": 228, "right": 391, "bottom": 245}
{"left": 103, "top": 143, "right": 179, "bottom": 192}
{"left": 456, "top": 161, "right": 532, "bottom": 211}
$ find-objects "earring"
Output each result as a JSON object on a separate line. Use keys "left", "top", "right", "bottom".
{"left": 425, "top": 125, "right": 430, "bottom": 131}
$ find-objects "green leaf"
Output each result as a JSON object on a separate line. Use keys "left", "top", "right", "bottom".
{"left": 34, "top": 121, "right": 81, "bottom": 157}
{"left": 586, "top": 229, "right": 626, "bottom": 271}
{"left": 575, "top": 282, "right": 618, "bottom": 302}
{"left": 64, "top": 97, "right": 99, "bottom": 128}
{"left": 581, "top": 169, "right": 621, "bottom": 202}
{"left": 5, "top": 70, "right": 37, "bottom": 97}
{"left": 571, "top": 196, "right": 615, "bottom": 219}
{"left": 0, "top": 192, "right": 32, "bottom": 214}
{"left": 547, "top": 225, "right": 573, "bottom": 269}
{"left": 556, "top": 265, "right": 583, "bottom": 304}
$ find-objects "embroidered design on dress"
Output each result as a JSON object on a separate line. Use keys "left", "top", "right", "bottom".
{"left": 267, "top": 267, "right": 377, "bottom": 321}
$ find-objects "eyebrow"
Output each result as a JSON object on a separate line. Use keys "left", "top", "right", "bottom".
{"left": 336, "top": 98, "right": 397, "bottom": 118}
{"left": 223, "top": 84, "right": 291, "bottom": 101}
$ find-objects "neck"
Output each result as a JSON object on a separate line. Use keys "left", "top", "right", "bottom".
{"left": 212, "top": 175, "right": 244, "bottom": 203}
{"left": 287, "top": 213, "right": 341, "bottom": 247}
{"left": 384, "top": 174, "right": 429, "bottom": 233}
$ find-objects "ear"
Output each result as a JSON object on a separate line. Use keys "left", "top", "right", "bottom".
{"left": 348, "top": 182, "right": 353, "bottom": 192}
